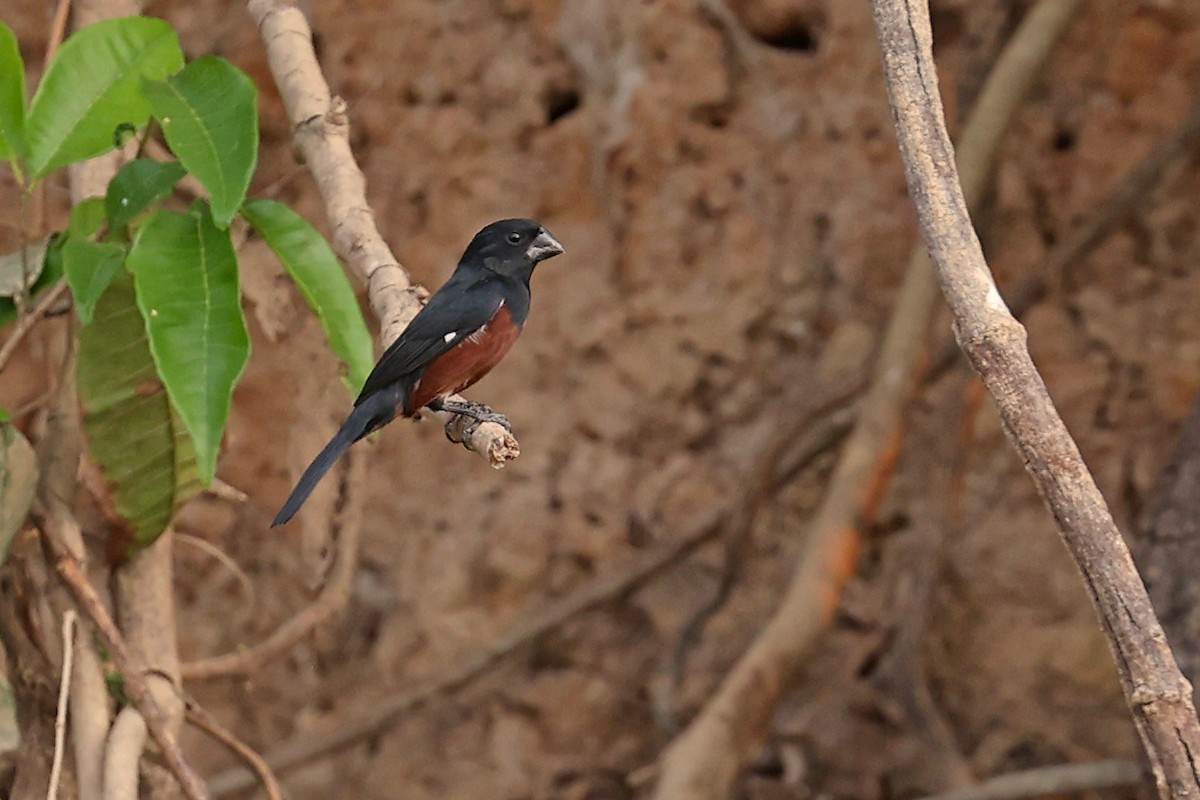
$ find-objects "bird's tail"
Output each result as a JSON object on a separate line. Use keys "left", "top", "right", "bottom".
{"left": 271, "top": 403, "right": 379, "bottom": 527}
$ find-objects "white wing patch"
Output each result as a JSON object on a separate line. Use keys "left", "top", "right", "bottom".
{"left": 466, "top": 299, "right": 504, "bottom": 345}
{"left": 443, "top": 331, "right": 457, "bottom": 343}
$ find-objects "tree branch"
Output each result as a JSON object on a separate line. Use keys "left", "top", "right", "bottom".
{"left": 919, "top": 760, "right": 1144, "bottom": 800}
{"left": 47, "top": 611, "right": 75, "bottom": 800}
{"left": 871, "top": 1, "right": 1200, "bottom": 798}
{"left": 245, "top": 0, "right": 518, "bottom": 465}
{"left": 41, "top": 531, "right": 208, "bottom": 800}
{"left": 35, "top": 315, "right": 110, "bottom": 800}
{"left": 651, "top": 3, "right": 1079, "bottom": 798}
{"left": 102, "top": 708, "right": 146, "bottom": 800}
{"left": 185, "top": 698, "right": 284, "bottom": 800}
{"left": 0, "top": 281, "right": 68, "bottom": 374}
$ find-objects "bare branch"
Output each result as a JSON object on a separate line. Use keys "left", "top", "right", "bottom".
{"left": 114, "top": 537, "right": 184, "bottom": 728}
{"left": 245, "top": 0, "right": 518, "bottom": 465}
{"left": 46, "top": 611, "right": 75, "bottom": 800}
{"left": 42, "top": 0, "right": 72, "bottom": 68}
{"left": 102, "top": 709, "right": 146, "bottom": 800}
{"left": 0, "top": 281, "right": 68, "bottom": 374}
{"left": 174, "top": 534, "right": 256, "bottom": 611}
{"left": 41, "top": 531, "right": 208, "bottom": 800}
{"left": 185, "top": 698, "right": 284, "bottom": 800}
{"left": 920, "top": 761, "right": 1144, "bottom": 800}
{"left": 35, "top": 313, "right": 110, "bottom": 800}
{"left": 871, "top": 0, "right": 1200, "bottom": 797}
{"left": 111, "top": 534, "right": 186, "bottom": 796}
{"left": 651, "top": 3, "right": 1080, "bottom": 797}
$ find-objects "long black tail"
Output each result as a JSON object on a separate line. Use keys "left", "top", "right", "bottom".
{"left": 271, "top": 402, "right": 380, "bottom": 527}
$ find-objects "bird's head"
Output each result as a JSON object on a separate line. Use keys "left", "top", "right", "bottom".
{"left": 462, "top": 218, "right": 564, "bottom": 280}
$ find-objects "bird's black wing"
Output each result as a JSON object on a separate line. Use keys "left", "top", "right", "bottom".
{"left": 354, "top": 270, "right": 501, "bottom": 406}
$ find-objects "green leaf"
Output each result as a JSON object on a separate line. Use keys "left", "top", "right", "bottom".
{"left": 241, "top": 199, "right": 373, "bottom": 391}
{"left": 126, "top": 205, "right": 249, "bottom": 483}
{"left": 0, "top": 21, "right": 27, "bottom": 162}
{"left": 25, "top": 17, "right": 183, "bottom": 177}
{"left": 63, "top": 239, "right": 127, "bottom": 324}
{"left": 69, "top": 197, "right": 108, "bottom": 240}
{"left": 0, "top": 424, "right": 37, "bottom": 562}
{"left": 105, "top": 158, "right": 186, "bottom": 232}
{"left": 78, "top": 271, "right": 201, "bottom": 555}
{"left": 145, "top": 57, "right": 257, "bottom": 227}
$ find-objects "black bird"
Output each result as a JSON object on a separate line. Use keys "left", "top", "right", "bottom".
{"left": 272, "top": 218, "right": 564, "bottom": 526}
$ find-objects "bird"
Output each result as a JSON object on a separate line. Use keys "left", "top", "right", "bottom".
{"left": 271, "top": 218, "right": 564, "bottom": 527}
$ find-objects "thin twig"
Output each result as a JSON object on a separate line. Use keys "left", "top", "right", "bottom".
{"left": 42, "top": 0, "right": 73, "bottom": 69}
{"left": 181, "top": 446, "right": 366, "bottom": 681}
{"left": 185, "top": 697, "right": 284, "bottom": 800}
{"left": 872, "top": 1, "right": 1200, "bottom": 797}
{"left": 47, "top": 610, "right": 76, "bottom": 800}
{"left": 175, "top": 533, "right": 256, "bottom": 617}
{"left": 0, "top": 282, "right": 69, "bottom": 374}
{"left": 30, "top": 0, "right": 74, "bottom": 234}
{"left": 919, "top": 760, "right": 1144, "bottom": 800}
{"left": 205, "top": 479, "right": 248, "bottom": 503}
{"left": 40, "top": 529, "right": 209, "bottom": 800}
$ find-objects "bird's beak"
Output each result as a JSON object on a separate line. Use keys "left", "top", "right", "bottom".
{"left": 527, "top": 228, "right": 564, "bottom": 263}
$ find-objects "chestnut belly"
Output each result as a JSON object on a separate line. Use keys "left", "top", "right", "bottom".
{"left": 406, "top": 305, "right": 522, "bottom": 414}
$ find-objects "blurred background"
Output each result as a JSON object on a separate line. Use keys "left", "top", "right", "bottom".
{"left": 3, "top": 0, "right": 1200, "bottom": 798}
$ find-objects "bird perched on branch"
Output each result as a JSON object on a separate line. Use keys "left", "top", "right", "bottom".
{"left": 272, "top": 218, "right": 564, "bottom": 526}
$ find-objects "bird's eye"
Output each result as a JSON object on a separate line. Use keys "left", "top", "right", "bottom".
{"left": 507, "top": 232, "right": 522, "bottom": 244}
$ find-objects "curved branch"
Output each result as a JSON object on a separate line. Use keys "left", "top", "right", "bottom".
{"left": 246, "top": 0, "right": 518, "bottom": 465}
{"left": 185, "top": 697, "right": 284, "bottom": 800}
{"left": 871, "top": 0, "right": 1200, "bottom": 798}
{"left": 181, "top": 446, "right": 366, "bottom": 680}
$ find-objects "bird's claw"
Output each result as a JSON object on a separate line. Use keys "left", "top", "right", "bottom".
{"left": 435, "top": 399, "right": 513, "bottom": 442}
{"left": 462, "top": 409, "right": 513, "bottom": 440}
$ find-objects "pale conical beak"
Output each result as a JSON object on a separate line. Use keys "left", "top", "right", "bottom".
{"left": 527, "top": 228, "right": 564, "bottom": 263}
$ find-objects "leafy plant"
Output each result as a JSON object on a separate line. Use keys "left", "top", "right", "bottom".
{"left": 0, "top": 16, "right": 373, "bottom": 557}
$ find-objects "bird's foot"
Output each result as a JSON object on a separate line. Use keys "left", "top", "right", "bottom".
{"left": 431, "top": 398, "right": 514, "bottom": 439}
